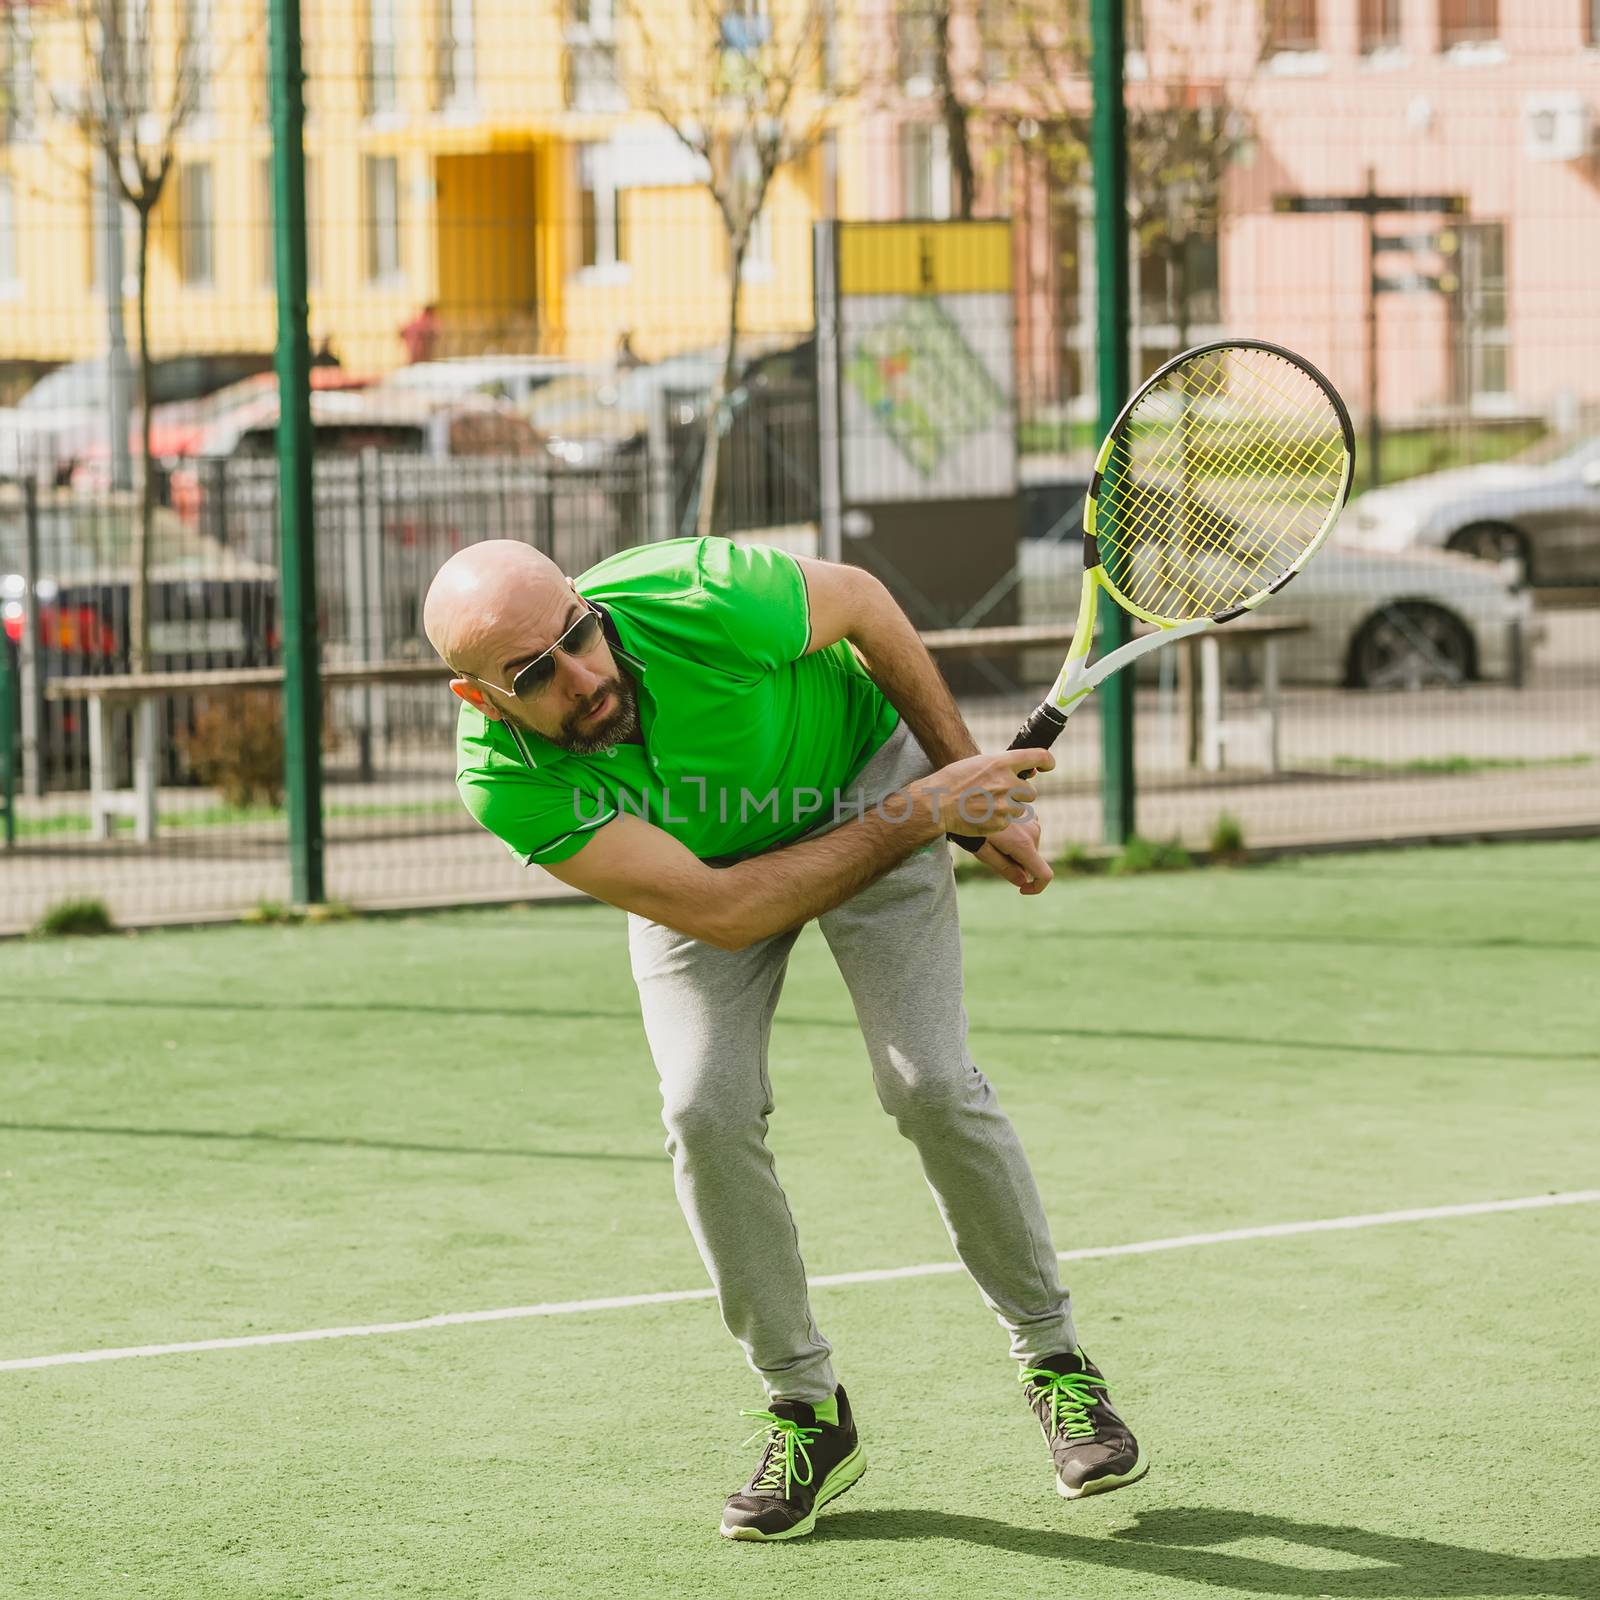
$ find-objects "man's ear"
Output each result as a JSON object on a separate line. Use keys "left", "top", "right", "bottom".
{"left": 450, "top": 678, "right": 502, "bottom": 721}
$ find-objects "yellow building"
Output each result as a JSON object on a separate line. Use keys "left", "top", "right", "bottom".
{"left": 0, "top": 0, "right": 839, "bottom": 378}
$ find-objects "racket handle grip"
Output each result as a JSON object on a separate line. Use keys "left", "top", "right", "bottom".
{"left": 1005, "top": 702, "right": 1069, "bottom": 771}
{"left": 948, "top": 703, "right": 1068, "bottom": 854}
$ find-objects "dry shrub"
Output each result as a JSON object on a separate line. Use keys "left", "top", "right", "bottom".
{"left": 179, "top": 691, "right": 285, "bottom": 808}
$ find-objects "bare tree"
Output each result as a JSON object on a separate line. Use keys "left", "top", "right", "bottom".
{"left": 931, "top": 2, "right": 977, "bottom": 219}
{"left": 992, "top": 0, "right": 1260, "bottom": 354}
{"left": 624, "top": 0, "right": 840, "bottom": 537}
{"left": 10, "top": 0, "right": 216, "bottom": 672}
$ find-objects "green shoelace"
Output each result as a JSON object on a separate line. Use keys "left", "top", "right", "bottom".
{"left": 1019, "top": 1365, "right": 1107, "bottom": 1440}
{"left": 739, "top": 1409, "right": 821, "bottom": 1496}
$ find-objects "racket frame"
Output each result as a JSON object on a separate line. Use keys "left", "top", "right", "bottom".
{"left": 948, "top": 339, "right": 1353, "bottom": 854}
{"left": 1044, "top": 337, "right": 1355, "bottom": 725}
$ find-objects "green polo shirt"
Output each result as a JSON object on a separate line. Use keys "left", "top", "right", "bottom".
{"left": 456, "top": 537, "right": 900, "bottom": 867}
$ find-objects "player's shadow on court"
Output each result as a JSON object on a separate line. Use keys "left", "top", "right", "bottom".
{"left": 819, "top": 1505, "right": 1597, "bottom": 1597}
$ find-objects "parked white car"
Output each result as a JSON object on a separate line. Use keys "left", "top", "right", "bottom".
{"left": 0, "top": 360, "right": 113, "bottom": 482}
{"left": 1340, "top": 434, "right": 1600, "bottom": 585}
{"left": 0, "top": 356, "right": 275, "bottom": 484}
{"left": 1018, "top": 516, "right": 1539, "bottom": 689}
{"left": 386, "top": 357, "right": 585, "bottom": 408}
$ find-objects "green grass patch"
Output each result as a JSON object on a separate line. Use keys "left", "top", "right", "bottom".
{"left": 1207, "top": 810, "right": 1247, "bottom": 864}
{"left": 1020, "top": 416, "right": 1100, "bottom": 457}
{"left": 1108, "top": 834, "right": 1193, "bottom": 875}
{"left": 243, "top": 899, "right": 356, "bottom": 926}
{"left": 32, "top": 896, "right": 116, "bottom": 937}
{"left": 1349, "top": 420, "right": 1546, "bottom": 497}
{"left": 2, "top": 842, "right": 1597, "bottom": 1597}
{"left": 1325, "top": 752, "right": 1595, "bottom": 777}
{"left": 1054, "top": 841, "right": 1106, "bottom": 875}
{"left": 12, "top": 796, "right": 463, "bottom": 839}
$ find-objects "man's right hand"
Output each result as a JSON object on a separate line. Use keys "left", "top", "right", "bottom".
{"left": 905, "top": 748, "right": 1055, "bottom": 838}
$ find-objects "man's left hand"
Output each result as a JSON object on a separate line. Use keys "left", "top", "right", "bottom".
{"left": 975, "top": 818, "right": 1053, "bottom": 895}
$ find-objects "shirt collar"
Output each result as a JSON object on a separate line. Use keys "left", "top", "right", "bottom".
{"left": 591, "top": 597, "right": 647, "bottom": 675}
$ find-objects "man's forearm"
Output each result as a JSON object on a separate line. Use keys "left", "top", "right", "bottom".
{"left": 712, "top": 793, "right": 943, "bottom": 949}
{"left": 847, "top": 588, "right": 979, "bottom": 768}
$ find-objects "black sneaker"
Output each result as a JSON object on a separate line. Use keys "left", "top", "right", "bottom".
{"left": 720, "top": 1384, "right": 866, "bottom": 1541}
{"left": 1020, "top": 1349, "right": 1148, "bottom": 1499}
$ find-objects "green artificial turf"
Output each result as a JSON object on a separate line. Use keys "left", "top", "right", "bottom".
{"left": 3, "top": 841, "right": 1597, "bottom": 1598}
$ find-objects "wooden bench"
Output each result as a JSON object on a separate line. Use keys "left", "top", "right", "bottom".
{"left": 44, "top": 617, "right": 1309, "bottom": 842}
{"left": 1188, "top": 617, "right": 1311, "bottom": 773}
{"left": 44, "top": 661, "right": 452, "bottom": 843}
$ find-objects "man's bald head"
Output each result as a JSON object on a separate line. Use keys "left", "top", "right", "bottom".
{"left": 425, "top": 539, "right": 637, "bottom": 751}
{"left": 424, "top": 539, "right": 569, "bottom": 678}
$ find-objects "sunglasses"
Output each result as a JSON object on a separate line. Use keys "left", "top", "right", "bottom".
{"left": 471, "top": 604, "right": 606, "bottom": 701}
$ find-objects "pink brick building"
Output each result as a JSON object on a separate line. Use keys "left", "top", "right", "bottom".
{"left": 858, "top": 1, "right": 1600, "bottom": 429}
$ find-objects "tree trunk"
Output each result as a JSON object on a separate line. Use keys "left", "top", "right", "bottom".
{"left": 695, "top": 229, "right": 749, "bottom": 541}
{"left": 935, "top": 5, "right": 975, "bottom": 220}
{"left": 132, "top": 203, "right": 154, "bottom": 676}
{"left": 1172, "top": 227, "right": 1192, "bottom": 354}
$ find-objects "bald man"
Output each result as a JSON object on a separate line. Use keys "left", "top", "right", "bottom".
{"left": 424, "top": 536, "right": 1146, "bottom": 1540}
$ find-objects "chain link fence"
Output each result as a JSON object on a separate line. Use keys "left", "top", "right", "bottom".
{"left": 2, "top": 0, "right": 1596, "bottom": 932}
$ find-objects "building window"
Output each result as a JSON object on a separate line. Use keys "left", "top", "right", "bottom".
{"left": 1137, "top": 225, "right": 1221, "bottom": 334}
{"left": 1440, "top": 0, "right": 1496, "bottom": 48}
{"left": 565, "top": 0, "right": 622, "bottom": 110}
{"left": 182, "top": 0, "right": 212, "bottom": 117}
{"left": 720, "top": 0, "right": 771, "bottom": 54}
{"left": 576, "top": 143, "right": 623, "bottom": 271}
{"left": 1, "top": 9, "right": 35, "bottom": 142}
{"left": 364, "top": 153, "right": 402, "bottom": 281}
{"left": 364, "top": 0, "right": 399, "bottom": 116}
{"left": 1264, "top": 0, "right": 1319, "bottom": 53}
{"left": 437, "top": 0, "right": 476, "bottom": 109}
{"left": 1458, "top": 221, "right": 1508, "bottom": 400}
{"left": 897, "top": 0, "right": 938, "bottom": 90}
{"left": 1590, "top": 0, "right": 1600, "bottom": 47}
{"left": 718, "top": 0, "right": 773, "bottom": 99}
{"left": 900, "top": 121, "right": 951, "bottom": 220}
{"left": 0, "top": 175, "right": 18, "bottom": 288}
{"left": 1358, "top": 0, "right": 1401, "bottom": 52}
{"left": 1049, "top": 189, "right": 1085, "bottom": 404}
{"left": 116, "top": 0, "right": 152, "bottom": 117}
{"left": 258, "top": 156, "right": 319, "bottom": 290}
{"left": 178, "top": 161, "right": 214, "bottom": 286}
{"left": 974, "top": 0, "right": 1008, "bottom": 80}
{"left": 723, "top": 135, "right": 771, "bottom": 274}
{"left": 88, "top": 175, "right": 136, "bottom": 294}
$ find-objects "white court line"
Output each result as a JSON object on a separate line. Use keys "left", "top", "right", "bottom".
{"left": 4, "top": 1189, "right": 1596, "bottom": 1375}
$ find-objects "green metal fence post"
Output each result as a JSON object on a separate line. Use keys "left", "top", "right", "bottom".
{"left": 1091, "top": 0, "right": 1135, "bottom": 845}
{"left": 1, "top": 622, "right": 14, "bottom": 849}
{"left": 269, "top": 0, "right": 323, "bottom": 904}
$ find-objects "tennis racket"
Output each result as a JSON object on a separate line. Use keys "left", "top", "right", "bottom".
{"left": 952, "top": 338, "right": 1354, "bottom": 852}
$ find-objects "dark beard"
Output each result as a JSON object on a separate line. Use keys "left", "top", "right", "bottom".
{"left": 553, "top": 673, "right": 640, "bottom": 754}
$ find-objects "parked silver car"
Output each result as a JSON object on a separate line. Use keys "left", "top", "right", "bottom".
{"left": 1341, "top": 434, "right": 1600, "bottom": 584}
{"left": 1017, "top": 480, "right": 1538, "bottom": 689}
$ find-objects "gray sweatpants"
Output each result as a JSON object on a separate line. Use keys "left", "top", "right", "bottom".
{"left": 626, "top": 721, "right": 1077, "bottom": 1404}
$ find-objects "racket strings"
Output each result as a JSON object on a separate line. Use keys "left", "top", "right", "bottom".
{"left": 1110, "top": 423, "right": 1343, "bottom": 612}
{"left": 1096, "top": 349, "right": 1348, "bottom": 620}
{"left": 1099, "top": 440, "right": 1333, "bottom": 617}
{"left": 1119, "top": 355, "right": 1342, "bottom": 508}
{"left": 1104, "top": 368, "right": 1338, "bottom": 541}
